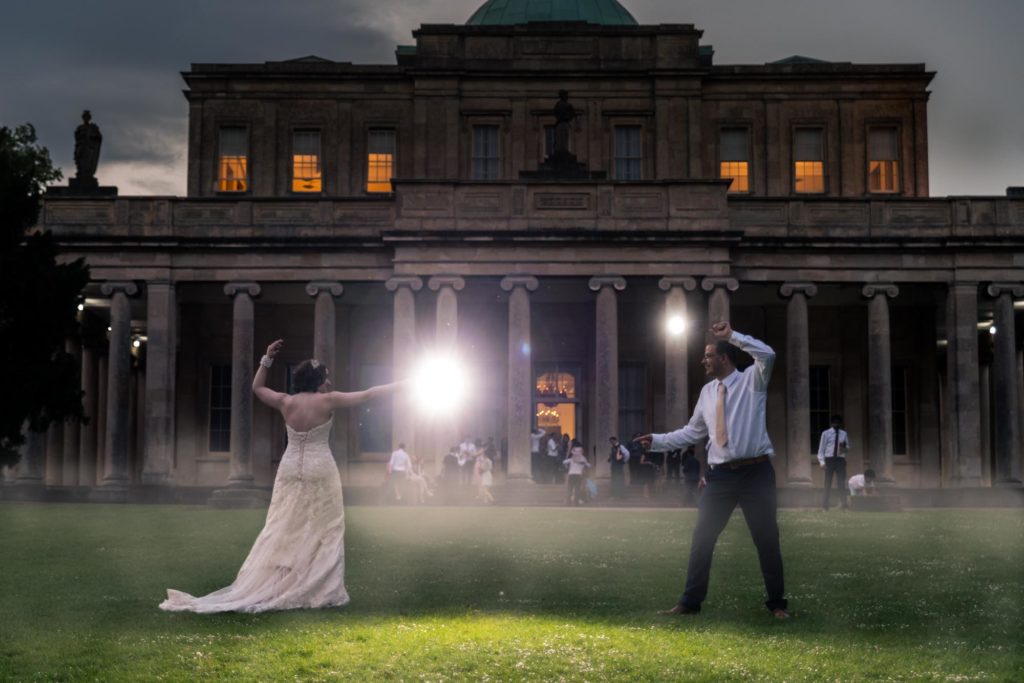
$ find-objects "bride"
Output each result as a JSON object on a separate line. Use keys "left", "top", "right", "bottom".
{"left": 160, "top": 339, "right": 405, "bottom": 613}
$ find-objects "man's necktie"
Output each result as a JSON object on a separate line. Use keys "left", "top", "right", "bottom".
{"left": 833, "top": 427, "right": 840, "bottom": 458}
{"left": 716, "top": 382, "right": 729, "bottom": 447}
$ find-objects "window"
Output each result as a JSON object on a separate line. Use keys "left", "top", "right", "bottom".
{"left": 619, "top": 362, "right": 647, "bottom": 440}
{"left": 367, "top": 129, "right": 396, "bottom": 193}
{"left": 868, "top": 127, "right": 900, "bottom": 193}
{"left": 794, "top": 127, "right": 825, "bottom": 193}
{"left": 534, "top": 364, "right": 579, "bottom": 439}
{"left": 719, "top": 127, "right": 750, "bottom": 193}
{"left": 892, "top": 366, "right": 908, "bottom": 455}
{"left": 809, "top": 365, "right": 832, "bottom": 451}
{"left": 217, "top": 127, "right": 248, "bottom": 193}
{"left": 209, "top": 364, "right": 231, "bottom": 452}
{"left": 614, "top": 125, "right": 642, "bottom": 180}
{"left": 358, "top": 365, "right": 392, "bottom": 453}
{"left": 472, "top": 125, "right": 500, "bottom": 180}
{"left": 291, "top": 130, "right": 322, "bottom": 193}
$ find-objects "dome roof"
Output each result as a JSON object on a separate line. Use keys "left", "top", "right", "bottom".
{"left": 467, "top": 0, "right": 638, "bottom": 26}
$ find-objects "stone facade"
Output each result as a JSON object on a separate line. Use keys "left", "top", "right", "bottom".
{"left": 21, "top": 6, "right": 1024, "bottom": 501}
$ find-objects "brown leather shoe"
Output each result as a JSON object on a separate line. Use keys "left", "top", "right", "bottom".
{"left": 659, "top": 604, "right": 699, "bottom": 616}
{"left": 771, "top": 608, "right": 791, "bottom": 619}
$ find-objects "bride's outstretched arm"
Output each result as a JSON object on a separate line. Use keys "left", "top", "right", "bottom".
{"left": 327, "top": 379, "right": 410, "bottom": 408}
{"left": 252, "top": 339, "right": 287, "bottom": 409}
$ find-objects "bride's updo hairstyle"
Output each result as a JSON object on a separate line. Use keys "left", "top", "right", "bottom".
{"left": 292, "top": 359, "right": 328, "bottom": 393}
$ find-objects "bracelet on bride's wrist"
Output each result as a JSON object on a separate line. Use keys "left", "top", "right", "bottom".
{"left": 260, "top": 355, "right": 274, "bottom": 369}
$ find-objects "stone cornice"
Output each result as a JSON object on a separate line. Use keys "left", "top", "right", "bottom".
{"left": 986, "top": 283, "right": 1024, "bottom": 298}
{"left": 658, "top": 276, "right": 697, "bottom": 291}
{"left": 779, "top": 282, "right": 818, "bottom": 298}
{"left": 100, "top": 281, "right": 138, "bottom": 297}
{"left": 861, "top": 283, "right": 899, "bottom": 299}
{"left": 588, "top": 276, "right": 627, "bottom": 292}
{"left": 223, "top": 282, "right": 261, "bottom": 298}
{"left": 385, "top": 276, "right": 424, "bottom": 292}
{"left": 500, "top": 276, "right": 539, "bottom": 292}
{"left": 428, "top": 276, "right": 466, "bottom": 292}
{"left": 701, "top": 277, "right": 739, "bottom": 292}
{"left": 305, "top": 281, "right": 344, "bottom": 298}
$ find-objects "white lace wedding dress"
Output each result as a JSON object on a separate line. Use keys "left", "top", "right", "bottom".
{"left": 159, "top": 417, "right": 349, "bottom": 613}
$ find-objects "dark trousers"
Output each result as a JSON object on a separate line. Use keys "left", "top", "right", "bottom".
{"left": 822, "top": 457, "right": 848, "bottom": 509}
{"left": 680, "top": 459, "right": 786, "bottom": 613}
{"left": 609, "top": 462, "right": 626, "bottom": 497}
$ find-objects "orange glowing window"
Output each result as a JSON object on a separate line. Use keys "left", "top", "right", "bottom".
{"left": 367, "top": 129, "right": 395, "bottom": 193}
{"left": 217, "top": 127, "right": 248, "bottom": 193}
{"left": 719, "top": 128, "right": 750, "bottom": 193}
{"left": 868, "top": 127, "right": 900, "bottom": 193}
{"left": 794, "top": 128, "right": 825, "bottom": 193}
{"left": 292, "top": 130, "right": 322, "bottom": 193}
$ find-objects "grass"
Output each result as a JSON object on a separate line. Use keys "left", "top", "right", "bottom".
{"left": 0, "top": 503, "right": 1022, "bottom": 682}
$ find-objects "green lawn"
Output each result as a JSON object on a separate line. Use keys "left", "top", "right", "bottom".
{"left": 1, "top": 503, "right": 1022, "bottom": 682}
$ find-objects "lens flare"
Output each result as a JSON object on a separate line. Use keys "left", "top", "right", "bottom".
{"left": 412, "top": 354, "right": 468, "bottom": 415}
{"left": 667, "top": 315, "right": 687, "bottom": 336}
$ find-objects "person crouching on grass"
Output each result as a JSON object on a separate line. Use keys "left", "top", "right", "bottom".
{"left": 563, "top": 439, "right": 590, "bottom": 505}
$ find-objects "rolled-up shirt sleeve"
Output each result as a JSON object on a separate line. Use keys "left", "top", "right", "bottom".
{"left": 730, "top": 331, "right": 775, "bottom": 391}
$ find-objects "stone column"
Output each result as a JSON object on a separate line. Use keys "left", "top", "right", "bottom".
{"left": 702, "top": 277, "right": 739, "bottom": 341}
{"left": 659, "top": 277, "right": 697, "bottom": 429}
{"left": 987, "top": 283, "right": 1023, "bottom": 485}
{"left": 142, "top": 281, "right": 177, "bottom": 486}
{"left": 14, "top": 426, "right": 45, "bottom": 497}
{"left": 428, "top": 276, "right": 465, "bottom": 459}
{"left": 94, "top": 355, "right": 108, "bottom": 487}
{"left": 781, "top": 283, "right": 818, "bottom": 486}
{"left": 589, "top": 276, "right": 626, "bottom": 477}
{"left": 306, "top": 282, "right": 344, "bottom": 369}
{"left": 93, "top": 281, "right": 138, "bottom": 501}
{"left": 501, "top": 275, "right": 539, "bottom": 481}
{"left": 862, "top": 284, "right": 899, "bottom": 486}
{"left": 946, "top": 283, "right": 983, "bottom": 486}
{"left": 225, "top": 282, "right": 260, "bottom": 487}
{"left": 62, "top": 339, "right": 82, "bottom": 486}
{"left": 386, "top": 277, "right": 423, "bottom": 454}
{"left": 78, "top": 346, "right": 98, "bottom": 487}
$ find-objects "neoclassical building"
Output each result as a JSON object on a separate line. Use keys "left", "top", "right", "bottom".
{"left": 12, "top": 0, "right": 1024, "bottom": 504}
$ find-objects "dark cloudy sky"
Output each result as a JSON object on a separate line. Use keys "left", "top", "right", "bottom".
{"left": 2, "top": 0, "right": 1021, "bottom": 196}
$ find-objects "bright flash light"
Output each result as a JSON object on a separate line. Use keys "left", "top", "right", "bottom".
{"left": 132, "top": 339, "right": 141, "bottom": 348}
{"left": 667, "top": 315, "right": 687, "bottom": 336}
{"left": 989, "top": 326, "right": 997, "bottom": 335}
{"left": 413, "top": 354, "right": 468, "bottom": 415}
{"left": 77, "top": 303, "right": 84, "bottom": 312}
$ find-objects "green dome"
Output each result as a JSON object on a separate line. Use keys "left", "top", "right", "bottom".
{"left": 467, "top": 0, "right": 638, "bottom": 26}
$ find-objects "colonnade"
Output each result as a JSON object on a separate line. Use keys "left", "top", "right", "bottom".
{"left": 7, "top": 277, "right": 1022, "bottom": 493}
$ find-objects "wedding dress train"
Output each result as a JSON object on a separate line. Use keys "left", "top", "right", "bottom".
{"left": 160, "top": 417, "right": 349, "bottom": 613}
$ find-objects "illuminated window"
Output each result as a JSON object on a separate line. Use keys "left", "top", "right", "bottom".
{"left": 614, "top": 125, "right": 642, "bottom": 180}
{"left": 217, "top": 127, "right": 248, "bottom": 193}
{"left": 793, "top": 128, "right": 825, "bottom": 193}
{"left": 472, "top": 125, "right": 500, "bottom": 180}
{"left": 367, "top": 129, "right": 396, "bottom": 193}
{"left": 209, "top": 364, "right": 231, "bottom": 452}
{"left": 719, "top": 128, "right": 750, "bottom": 193}
{"left": 534, "top": 368, "right": 578, "bottom": 439}
{"left": 291, "top": 130, "right": 322, "bottom": 193}
{"left": 868, "top": 127, "right": 900, "bottom": 193}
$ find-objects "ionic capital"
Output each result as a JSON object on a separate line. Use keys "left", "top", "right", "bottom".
{"left": 658, "top": 276, "right": 698, "bottom": 292}
{"left": 500, "top": 275, "right": 539, "bottom": 292}
{"left": 588, "top": 276, "right": 626, "bottom": 292}
{"left": 223, "top": 282, "right": 261, "bottom": 298}
{"left": 100, "top": 281, "right": 139, "bottom": 297}
{"left": 861, "top": 283, "right": 899, "bottom": 299}
{"left": 427, "top": 276, "right": 466, "bottom": 292}
{"left": 305, "top": 281, "right": 344, "bottom": 298}
{"left": 779, "top": 282, "right": 818, "bottom": 298}
{"left": 701, "top": 277, "right": 739, "bottom": 293}
{"left": 986, "top": 282, "right": 1024, "bottom": 298}
{"left": 385, "top": 276, "right": 423, "bottom": 292}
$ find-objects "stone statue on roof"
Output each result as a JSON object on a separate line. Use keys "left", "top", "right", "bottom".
{"left": 74, "top": 110, "right": 102, "bottom": 181}
{"left": 553, "top": 90, "right": 576, "bottom": 156}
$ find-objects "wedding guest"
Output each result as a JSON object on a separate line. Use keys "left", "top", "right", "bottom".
{"left": 387, "top": 442, "right": 412, "bottom": 503}
{"left": 848, "top": 469, "right": 877, "bottom": 497}
{"left": 608, "top": 435, "right": 630, "bottom": 498}
{"left": 476, "top": 452, "right": 495, "bottom": 504}
{"left": 563, "top": 439, "right": 590, "bottom": 505}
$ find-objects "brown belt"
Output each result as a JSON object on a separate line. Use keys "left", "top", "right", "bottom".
{"left": 712, "top": 455, "right": 770, "bottom": 470}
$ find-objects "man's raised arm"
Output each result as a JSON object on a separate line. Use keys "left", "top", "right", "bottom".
{"left": 729, "top": 331, "right": 775, "bottom": 389}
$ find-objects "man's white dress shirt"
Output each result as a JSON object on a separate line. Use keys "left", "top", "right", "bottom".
{"left": 817, "top": 427, "right": 850, "bottom": 468}
{"left": 388, "top": 448, "right": 412, "bottom": 474}
{"left": 650, "top": 331, "right": 775, "bottom": 467}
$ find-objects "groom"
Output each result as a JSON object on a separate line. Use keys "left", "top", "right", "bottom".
{"left": 638, "top": 321, "right": 789, "bottom": 619}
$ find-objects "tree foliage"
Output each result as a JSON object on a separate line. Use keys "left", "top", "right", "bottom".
{"left": 0, "top": 124, "right": 90, "bottom": 467}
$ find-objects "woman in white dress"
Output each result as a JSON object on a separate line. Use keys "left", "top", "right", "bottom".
{"left": 160, "top": 339, "right": 405, "bottom": 613}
